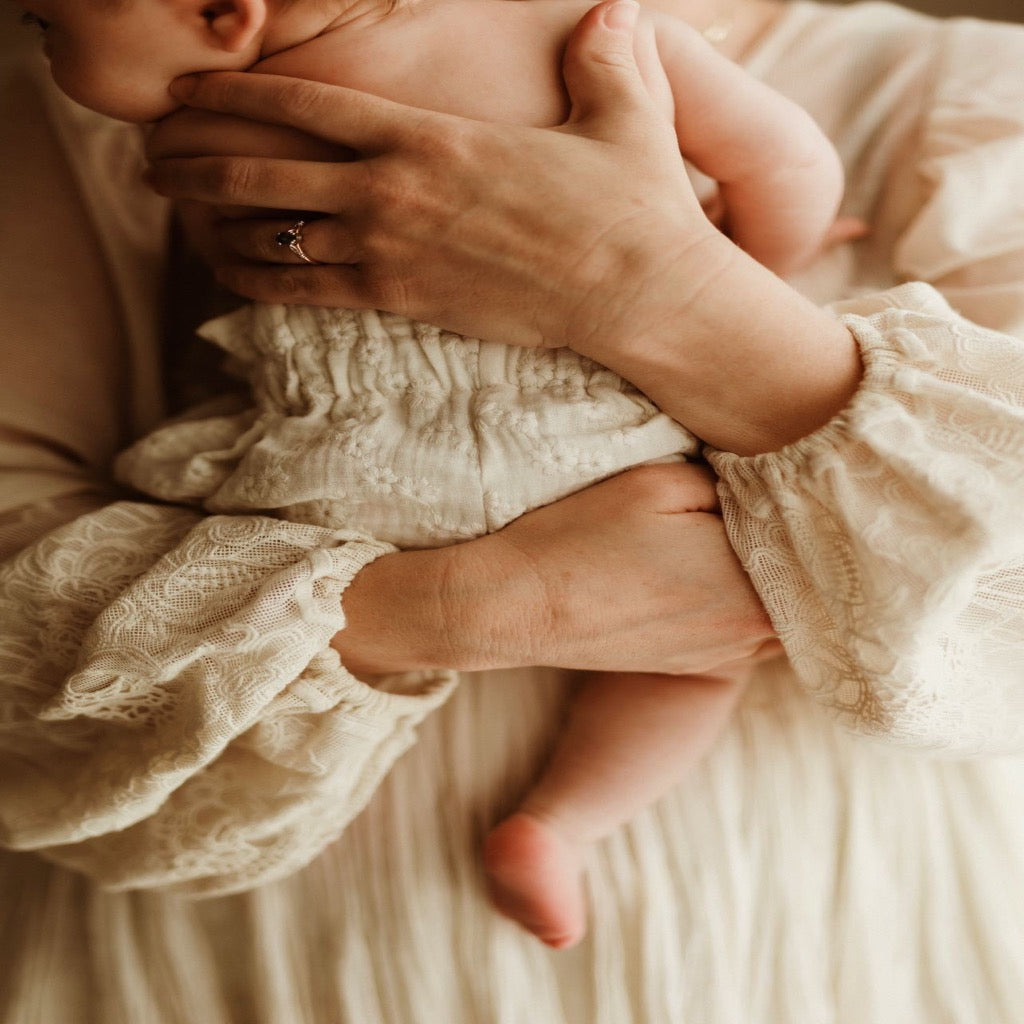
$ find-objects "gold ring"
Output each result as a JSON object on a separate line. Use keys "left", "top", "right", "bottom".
{"left": 274, "top": 219, "right": 320, "bottom": 264}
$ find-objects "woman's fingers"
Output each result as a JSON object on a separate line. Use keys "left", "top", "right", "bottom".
{"left": 168, "top": 72, "right": 424, "bottom": 152}
{"left": 214, "top": 261, "right": 367, "bottom": 307}
{"left": 469, "top": 462, "right": 772, "bottom": 675}
{"left": 150, "top": 0, "right": 710, "bottom": 352}
{"left": 150, "top": 155, "right": 363, "bottom": 213}
{"left": 165, "top": 0, "right": 648, "bottom": 151}
{"left": 217, "top": 216, "right": 360, "bottom": 265}
{"left": 620, "top": 461, "right": 720, "bottom": 514}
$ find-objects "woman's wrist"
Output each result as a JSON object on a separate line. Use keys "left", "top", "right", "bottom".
{"left": 332, "top": 535, "right": 543, "bottom": 676}
{"left": 578, "top": 235, "right": 863, "bottom": 456}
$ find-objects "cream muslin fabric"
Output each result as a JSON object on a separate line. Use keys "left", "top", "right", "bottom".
{"left": 2, "top": 2, "right": 1024, "bottom": 1022}
{"left": 114, "top": 303, "right": 697, "bottom": 546}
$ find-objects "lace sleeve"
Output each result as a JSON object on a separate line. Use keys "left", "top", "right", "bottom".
{"left": 0, "top": 61, "right": 456, "bottom": 894}
{"left": 705, "top": 27, "right": 1024, "bottom": 755}
{"left": 709, "top": 283, "right": 1024, "bottom": 754}
{"left": 0, "top": 502, "right": 455, "bottom": 895}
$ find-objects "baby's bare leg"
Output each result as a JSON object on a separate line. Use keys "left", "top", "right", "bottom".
{"left": 483, "top": 670, "right": 746, "bottom": 948}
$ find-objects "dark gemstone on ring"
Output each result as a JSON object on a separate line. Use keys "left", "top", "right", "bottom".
{"left": 275, "top": 230, "right": 298, "bottom": 247}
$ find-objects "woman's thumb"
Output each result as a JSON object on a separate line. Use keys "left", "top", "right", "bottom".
{"left": 562, "top": 0, "right": 646, "bottom": 128}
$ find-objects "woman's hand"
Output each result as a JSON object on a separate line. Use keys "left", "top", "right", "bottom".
{"left": 149, "top": 0, "right": 861, "bottom": 455}
{"left": 334, "top": 463, "right": 781, "bottom": 678}
{"left": 149, "top": 1, "right": 715, "bottom": 354}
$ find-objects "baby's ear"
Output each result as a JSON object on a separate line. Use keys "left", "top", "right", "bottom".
{"left": 199, "top": 0, "right": 267, "bottom": 53}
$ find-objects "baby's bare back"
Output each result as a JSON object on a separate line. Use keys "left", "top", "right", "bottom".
{"left": 254, "top": 0, "right": 674, "bottom": 128}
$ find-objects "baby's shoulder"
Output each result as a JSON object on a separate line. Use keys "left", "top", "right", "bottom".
{"left": 255, "top": 0, "right": 600, "bottom": 126}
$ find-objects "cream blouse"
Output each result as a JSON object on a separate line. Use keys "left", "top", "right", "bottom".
{"left": 1, "top": 3, "right": 1024, "bottom": 1021}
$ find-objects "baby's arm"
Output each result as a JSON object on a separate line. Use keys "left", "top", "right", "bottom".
{"left": 649, "top": 14, "right": 851, "bottom": 275}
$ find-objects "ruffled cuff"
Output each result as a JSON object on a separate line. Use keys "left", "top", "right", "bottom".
{"left": 0, "top": 503, "right": 455, "bottom": 893}
{"left": 707, "top": 283, "right": 1024, "bottom": 752}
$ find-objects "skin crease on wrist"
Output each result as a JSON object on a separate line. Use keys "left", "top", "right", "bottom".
{"left": 578, "top": 233, "right": 863, "bottom": 456}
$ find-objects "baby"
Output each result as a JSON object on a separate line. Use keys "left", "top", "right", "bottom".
{"left": 19, "top": 0, "right": 854, "bottom": 948}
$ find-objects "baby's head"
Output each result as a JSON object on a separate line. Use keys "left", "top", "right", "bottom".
{"left": 16, "top": 0, "right": 273, "bottom": 121}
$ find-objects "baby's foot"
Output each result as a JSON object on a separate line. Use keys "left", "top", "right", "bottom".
{"left": 481, "top": 811, "right": 586, "bottom": 949}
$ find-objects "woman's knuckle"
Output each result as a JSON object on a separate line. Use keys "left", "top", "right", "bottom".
{"left": 201, "top": 74, "right": 242, "bottom": 112}
{"left": 365, "top": 269, "right": 411, "bottom": 315}
{"left": 366, "top": 166, "right": 414, "bottom": 215}
{"left": 247, "top": 229, "right": 277, "bottom": 261}
{"left": 196, "top": 156, "right": 229, "bottom": 192}
{"left": 412, "top": 110, "right": 468, "bottom": 161}
{"left": 358, "top": 223, "right": 387, "bottom": 259}
{"left": 274, "top": 269, "right": 315, "bottom": 302}
{"left": 217, "top": 159, "right": 261, "bottom": 200}
{"left": 593, "top": 47, "right": 636, "bottom": 72}
{"left": 278, "top": 79, "right": 330, "bottom": 123}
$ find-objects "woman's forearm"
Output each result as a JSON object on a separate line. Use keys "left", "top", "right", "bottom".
{"left": 333, "top": 465, "right": 780, "bottom": 678}
{"left": 333, "top": 537, "right": 542, "bottom": 675}
{"left": 579, "top": 236, "right": 863, "bottom": 456}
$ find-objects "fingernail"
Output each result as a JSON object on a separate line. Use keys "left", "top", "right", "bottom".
{"left": 169, "top": 75, "right": 197, "bottom": 100}
{"left": 603, "top": 0, "right": 639, "bottom": 30}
